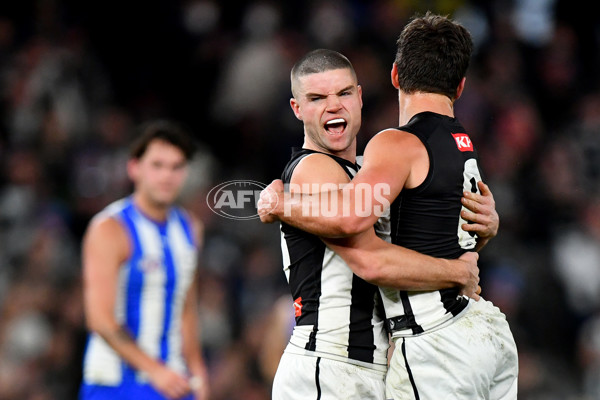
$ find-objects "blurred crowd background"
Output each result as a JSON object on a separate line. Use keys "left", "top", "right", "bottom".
{"left": 0, "top": 0, "right": 599, "bottom": 399}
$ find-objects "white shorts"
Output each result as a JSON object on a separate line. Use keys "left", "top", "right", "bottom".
{"left": 272, "top": 351, "right": 386, "bottom": 400}
{"left": 386, "top": 299, "right": 518, "bottom": 400}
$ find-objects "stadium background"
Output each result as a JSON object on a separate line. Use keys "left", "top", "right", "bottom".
{"left": 0, "top": 0, "right": 599, "bottom": 399}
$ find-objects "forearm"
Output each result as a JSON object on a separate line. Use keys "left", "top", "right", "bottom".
{"left": 325, "top": 232, "right": 467, "bottom": 290}
{"left": 365, "top": 245, "right": 463, "bottom": 289}
{"left": 181, "top": 308, "right": 209, "bottom": 398}
{"left": 280, "top": 211, "right": 350, "bottom": 238}
{"left": 182, "top": 327, "right": 204, "bottom": 376}
{"left": 96, "top": 324, "right": 163, "bottom": 375}
{"left": 181, "top": 300, "right": 206, "bottom": 377}
{"left": 279, "top": 189, "right": 375, "bottom": 237}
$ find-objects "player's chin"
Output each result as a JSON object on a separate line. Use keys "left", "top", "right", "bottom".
{"left": 326, "top": 137, "right": 353, "bottom": 151}
{"left": 153, "top": 192, "right": 179, "bottom": 206}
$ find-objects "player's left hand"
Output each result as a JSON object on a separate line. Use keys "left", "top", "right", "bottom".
{"left": 460, "top": 181, "right": 498, "bottom": 239}
{"left": 257, "top": 179, "right": 284, "bottom": 223}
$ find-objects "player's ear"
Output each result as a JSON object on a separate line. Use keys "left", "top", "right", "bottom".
{"left": 455, "top": 77, "right": 466, "bottom": 101}
{"left": 127, "top": 159, "right": 139, "bottom": 182}
{"left": 357, "top": 85, "right": 363, "bottom": 109}
{"left": 290, "top": 98, "right": 302, "bottom": 121}
{"left": 391, "top": 63, "right": 400, "bottom": 89}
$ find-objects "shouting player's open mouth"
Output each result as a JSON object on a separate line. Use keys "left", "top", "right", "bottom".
{"left": 324, "top": 118, "right": 347, "bottom": 136}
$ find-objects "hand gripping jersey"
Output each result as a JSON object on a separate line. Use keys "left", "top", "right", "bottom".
{"left": 381, "top": 111, "right": 483, "bottom": 337}
{"left": 81, "top": 197, "right": 198, "bottom": 389}
{"left": 279, "top": 148, "right": 389, "bottom": 369}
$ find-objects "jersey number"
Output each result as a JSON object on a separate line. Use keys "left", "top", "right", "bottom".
{"left": 457, "top": 159, "right": 481, "bottom": 249}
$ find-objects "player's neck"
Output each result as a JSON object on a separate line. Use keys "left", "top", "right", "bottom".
{"left": 398, "top": 91, "right": 455, "bottom": 126}
{"left": 132, "top": 192, "right": 170, "bottom": 222}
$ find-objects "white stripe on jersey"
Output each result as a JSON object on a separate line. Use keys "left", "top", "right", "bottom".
{"left": 280, "top": 230, "right": 291, "bottom": 282}
{"left": 314, "top": 247, "right": 354, "bottom": 355}
{"left": 134, "top": 214, "right": 166, "bottom": 382}
{"left": 165, "top": 219, "right": 197, "bottom": 374}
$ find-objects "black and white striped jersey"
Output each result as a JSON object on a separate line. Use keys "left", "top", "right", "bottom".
{"left": 279, "top": 148, "right": 389, "bottom": 368}
{"left": 381, "top": 111, "right": 482, "bottom": 337}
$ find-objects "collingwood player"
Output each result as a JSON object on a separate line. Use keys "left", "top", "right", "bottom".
{"left": 264, "top": 49, "right": 499, "bottom": 400}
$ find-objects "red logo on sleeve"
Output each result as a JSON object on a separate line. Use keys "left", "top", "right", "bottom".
{"left": 293, "top": 297, "right": 303, "bottom": 317}
{"left": 452, "top": 133, "right": 473, "bottom": 152}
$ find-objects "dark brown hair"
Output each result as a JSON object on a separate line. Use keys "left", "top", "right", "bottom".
{"left": 394, "top": 12, "right": 473, "bottom": 99}
{"left": 129, "top": 120, "right": 196, "bottom": 160}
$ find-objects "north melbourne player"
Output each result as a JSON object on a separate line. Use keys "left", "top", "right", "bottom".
{"left": 80, "top": 121, "right": 209, "bottom": 400}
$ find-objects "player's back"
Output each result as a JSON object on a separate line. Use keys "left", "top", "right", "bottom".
{"left": 382, "top": 111, "right": 482, "bottom": 336}
{"left": 81, "top": 197, "right": 198, "bottom": 389}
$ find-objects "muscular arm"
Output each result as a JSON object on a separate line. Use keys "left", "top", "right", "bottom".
{"left": 263, "top": 130, "right": 420, "bottom": 237}
{"left": 286, "top": 152, "right": 479, "bottom": 294}
{"left": 82, "top": 216, "right": 191, "bottom": 399}
{"left": 324, "top": 230, "right": 480, "bottom": 298}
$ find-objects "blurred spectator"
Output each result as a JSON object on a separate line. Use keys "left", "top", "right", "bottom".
{"left": 578, "top": 312, "right": 600, "bottom": 398}
{"left": 553, "top": 199, "right": 600, "bottom": 318}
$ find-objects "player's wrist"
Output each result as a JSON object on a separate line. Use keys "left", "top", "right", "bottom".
{"left": 145, "top": 359, "right": 167, "bottom": 379}
{"left": 448, "top": 258, "right": 469, "bottom": 287}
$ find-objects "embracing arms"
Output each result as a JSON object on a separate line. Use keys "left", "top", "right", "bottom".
{"left": 271, "top": 151, "right": 481, "bottom": 298}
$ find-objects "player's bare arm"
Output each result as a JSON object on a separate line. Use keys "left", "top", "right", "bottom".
{"left": 324, "top": 232, "right": 481, "bottom": 300}
{"left": 82, "top": 216, "right": 191, "bottom": 399}
{"left": 181, "top": 215, "right": 209, "bottom": 400}
{"left": 288, "top": 151, "right": 480, "bottom": 297}
{"left": 259, "top": 129, "right": 419, "bottom": 237}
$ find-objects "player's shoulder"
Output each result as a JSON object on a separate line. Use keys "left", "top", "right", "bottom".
{"left": 295, "top": 151, "right": 344, "bottom": 170}
{"left": 81, "top": 213, "right": 129, "bottom": 262}
{"left": 82, "top": 211, "right": 131, "bottom": 263}
{"left": 84, "top": 198, "right": 130, "bottom": 238}
{"left": 372, "top": 127, "right": 421, "bottom": 144}
{"left": 291, "top": 152, "right": 350, "bottom": 186}
{"left": 366, "top": 128, "right": 423, "bottom": 156}
{"left": 86, "top": 212, "right": 127, "bottom": 241}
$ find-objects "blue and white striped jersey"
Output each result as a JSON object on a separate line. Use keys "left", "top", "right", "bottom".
{"left": 82, "top": 197, "right": 198, "bottom": 386}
